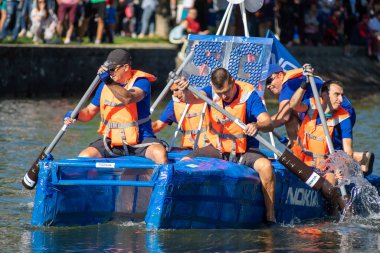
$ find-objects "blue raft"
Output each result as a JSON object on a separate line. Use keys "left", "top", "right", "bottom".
{"left": 32, "top": 150, "right": 379, "bottom": 229}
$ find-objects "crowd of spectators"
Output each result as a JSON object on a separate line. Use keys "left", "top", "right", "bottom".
{"left": 0, "top": 0, "right": 379, "bottom": 60}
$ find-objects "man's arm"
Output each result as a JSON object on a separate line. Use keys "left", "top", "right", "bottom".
{"left": 64, "top": 103, "right": 99, "bottom": 126}
{"left": 174, "top": 77, "right": 206, "bottom": 104}
{"left": 342, "top": 138, "right": 353, "bottom": 157}
{"left": 271, "top": 100, "right": 292, "bottom": 128}
{"left": 257, "top": 112, "right": 274, "bottom": 133}
{"left": 244, "top": 112, "right": 273, "bottom": 136}
{"left": 106, "top": 83, "right": 145, "bottom": 104}
{"left": 289, "top": 87, "right": 309, "bottom": 113}
{"left": 152, "top": 120, "right": 168, "bottom": 133}
{"left": 78, "top": 103, "right": 100, "bottom": 122}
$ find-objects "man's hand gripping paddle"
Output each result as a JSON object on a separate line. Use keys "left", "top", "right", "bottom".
{"left": 22, "top": 73, "right": 103, "bottom": 190}
{"left": 186, "top": 84, "right": 346, "bottom": 211}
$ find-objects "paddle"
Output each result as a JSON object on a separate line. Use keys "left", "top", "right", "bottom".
{"left": 22, "top": 75, "right": 102, "bottom": 190}
{"left": 186, "top": 84, "right": 346, "bottom": 210}
{"left": 308, "top": 74, "right": 348, "bottom": 197}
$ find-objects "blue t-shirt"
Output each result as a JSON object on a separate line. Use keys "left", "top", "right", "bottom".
{"left": 202, "top": 85, "right": 267, "bottom": 149}
{"left": 91, "top": 78, "right": 155, "bottom": 142}
{"left": 279, "top": 76, "right": 356, "bottom": 126}
{"left": 304, "top": 98, "right": 352, "bottom": 150}
{"left": 159, "top": 100, "right": 177, "bottom": 125}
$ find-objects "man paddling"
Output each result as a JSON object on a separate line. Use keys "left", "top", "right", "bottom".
{"left": 175, "top": 68, "right": 277, "bottom": 225}
{"left": 265, "top": 64, "right": 373, "bottom": 174}
{"left": 290, "top": 80, "right": 374, "bottom": 184}
{"left": 64, "top": 49, "right": 168, "bottom": 164}
{"left": 152, "top": 86, "right": 210, "bottom": 150}
{"left": 264, "top": 64, "right": 355, "bottom": 147}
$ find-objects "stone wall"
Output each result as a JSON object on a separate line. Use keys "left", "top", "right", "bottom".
{"left": 0, "top": 44, "right": 177, "bottom": 98}
{"left": 0, "top": 44, "right": 379, "bottom": 98}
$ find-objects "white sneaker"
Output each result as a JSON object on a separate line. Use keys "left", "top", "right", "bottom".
{"left": 26, "top": 30, "right": 33, "bottom": 38}
{"left": 95, "top": 39, "right": 101, "bottom": 44}
{"left": 33, "top": 36, "right": 42, "bottom": 44}
{"left": 18, "top": 29, "right": 26, "bottom": 37}
{"left": 64, "top": 38, "right": 71, "bottom": 44}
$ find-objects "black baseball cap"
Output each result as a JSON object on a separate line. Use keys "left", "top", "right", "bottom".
{"left": 104, "top": 49, "right": 132, "bottom": 69}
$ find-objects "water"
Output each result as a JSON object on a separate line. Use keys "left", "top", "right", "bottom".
{"left": 1, "top": 95, "right": 380, "bottom": 252}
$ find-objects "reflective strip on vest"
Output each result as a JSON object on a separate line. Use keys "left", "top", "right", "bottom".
{"left": 182, "top": 126, "right": 208, "bottom": 135}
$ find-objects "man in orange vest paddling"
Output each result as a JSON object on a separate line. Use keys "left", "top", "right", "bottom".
{"left": 64, "top": 49, "right": 168, "bottom": 164}
{"left": 175, "top": 68, "right": 277, "bottom": 225}
{"left": 264, "top": 64, "right": 355, "bottom": 148}
{"left": 264, "top": 64, "right": 373, "bottom": 175}
{"left": 290, "top": 80, "right": 370, "bottom": 184}
{"left": 152, "top": 87, "right": 210, "bottom": 150}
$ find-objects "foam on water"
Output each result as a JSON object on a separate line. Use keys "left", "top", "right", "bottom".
{"left": 322, "top": 150, "right": 380, "bottom": 221}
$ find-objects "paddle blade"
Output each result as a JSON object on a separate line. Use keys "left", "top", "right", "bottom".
{"left": 22, "top": 147, "right": 47, "bottom": 190}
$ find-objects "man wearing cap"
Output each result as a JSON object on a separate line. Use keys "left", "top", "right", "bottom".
{"left": 64, "top": 49, "right": 168, "bottom": 164}
{"left": 264, "top": 63, "right": 355, "bottom": 149}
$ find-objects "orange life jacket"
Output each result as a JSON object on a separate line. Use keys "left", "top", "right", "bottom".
{"left": 292, "top": 97, "right": 350, "bottom": 170}
{"left": 207, "top": 80, "right": 254, "bottom": 155}
{"left": 282, "top": 68, "right": 303, "bottom": 85}
{"left": 98, "top": 70, "right": 156, "bottom": 147}
{"left": 173, "top": 101, "right": 210, "bottom": 149}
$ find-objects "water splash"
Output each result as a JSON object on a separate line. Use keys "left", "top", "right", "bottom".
{"left": 322, "top": 150, "right": 380, "bottom": 221}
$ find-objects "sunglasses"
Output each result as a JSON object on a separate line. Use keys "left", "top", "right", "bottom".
{"left": 109, "top": 65, "right": 122, "bottom": 72}
{"left": 265, "top": 74, "right": 277, "bottom": 86}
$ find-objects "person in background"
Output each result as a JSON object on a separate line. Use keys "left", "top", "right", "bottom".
{"left": 76, "top": 0, "right": 91, "bottom": 43}
{"left": 104, "top": 0, "right": 116, "bottom": 43}
{"left": 323, "top": 8, "right": 344, "bottom": 45}
{"left": 120, "top": 0, "right": 134, "bottom": 37}
{"left": 0, "top": 0, "right": 23, "bottom": 41}
{"left": 30, "top": 0, "right": 58, "bottom": 44}
{"left": 174, "top": 68, "right": 276, "bottom": 225}
{"left": 90, "top": 0, "right": 106, "bottom": 44}
{"left": 64, "top": 49, "right": 168, "bottom": 164}
{"left": 212, "top": 0, "right": 229, "bottom": 33}
{"left": 18, "top": 0, "right": 34, "bottom": 38}
{"left": 368, "top": 10, "right": 380, "bottom": 61}
{"left": 0, "top": 0, "right": 6, "bottom": 33}
{"left": 290, "top": 80, "right": 374, "bottom": 182}
{"left": 168, "top": 7, "right": 208, "bottom": 61}
{"left": 303, "top": 3, "right": 319, "bottom": 46}
{"left": 137, "top": 0, "right": 157, "bottom": 38}
{"left": 56, "top": 0, "right": 80, "bottom": 44}
{"left": 184, "top": 7, "right": 208, "bottom": 35}
{"left": 351, "top": 15, "right": 373, "bottom": 58}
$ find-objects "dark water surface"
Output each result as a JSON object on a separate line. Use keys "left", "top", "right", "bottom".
{"left": 1, "top": 95, "right": 379, "bottom": 252}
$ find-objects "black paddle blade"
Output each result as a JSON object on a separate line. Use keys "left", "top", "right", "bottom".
{"left": 278, "top": 149, "right": 324, "bottom": 190}
{"left": 320, "top": 179, "right": 347, "bottom": 212}
{"left": 22, "top": 147, "right": 46, "bottom": 190}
